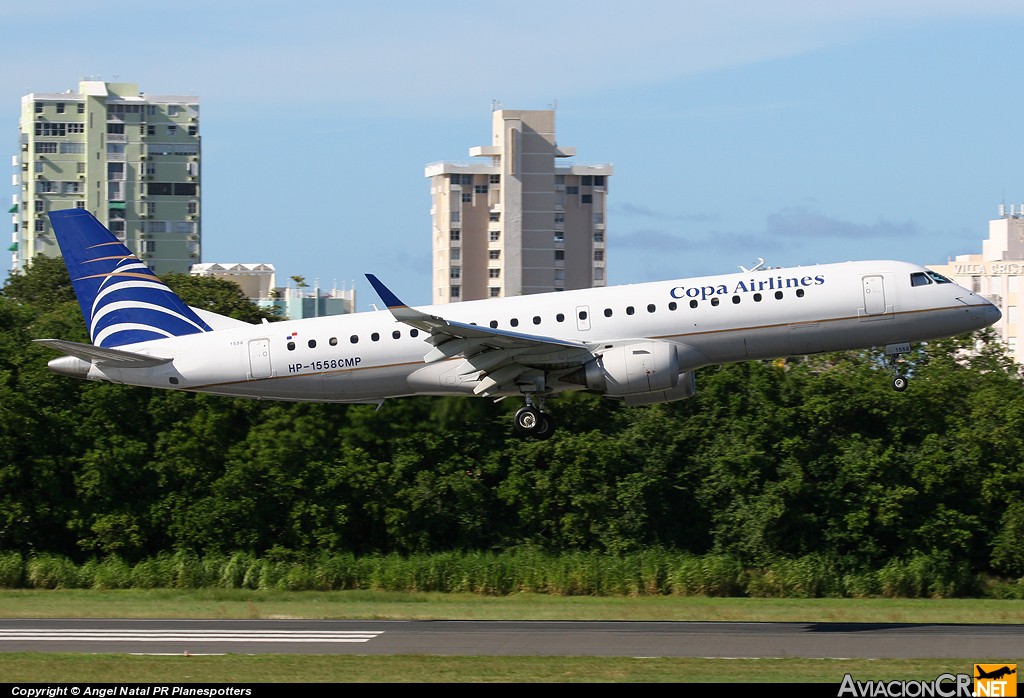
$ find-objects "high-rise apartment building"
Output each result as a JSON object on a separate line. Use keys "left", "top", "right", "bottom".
{"left": 11, "top": 80, "right": 201, "bottom": 275}
{"left": 425, "top": 109, "right": 612, "bottom": 303}
{"left": 929, "top": 205, "right": 1024, "bottom": 363}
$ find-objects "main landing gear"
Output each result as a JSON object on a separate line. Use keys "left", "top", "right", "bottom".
{"left": 886, "top": 342, "right": 911, "bottom": 392}
{"left": 513, "top": 396, "right": 555, "bottom": 440}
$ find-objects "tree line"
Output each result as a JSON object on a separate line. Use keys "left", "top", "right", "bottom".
{"left": 1, "top": 257, "right": 1022, "bottom": 583}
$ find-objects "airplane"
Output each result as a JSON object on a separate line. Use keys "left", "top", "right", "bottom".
{"left": 35, "top": 208, "right": 1001, "bottom": 439}
{"left": 975, "top": 666, "right": 1017, "bottom": 681}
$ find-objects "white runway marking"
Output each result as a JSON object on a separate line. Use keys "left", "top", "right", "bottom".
{"left": 0, "top": 629, "right": 383, "bottom": 643}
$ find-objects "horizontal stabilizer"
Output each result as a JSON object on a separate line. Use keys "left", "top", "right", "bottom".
{"left": 34, "top": 339, "right": 173, "bottom": 368}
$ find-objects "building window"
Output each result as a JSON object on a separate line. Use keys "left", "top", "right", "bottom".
{"left": 594, "top": 231, "right": 604, "bottom": 242}
{"left": 490, "top": 287, "right": 501, "bottom": 297}
{"left": 554, "top": 231, "right": 564, "bottom": 243}
{"left": 581, "top": 194, "right": 593, "bottom": 204}
{"left": 450, "top": 211, "right": 460, "bottom": 222}
{"left": 107, "top": 123, "right": 124, "bottom": 135}
{"left": 488, "top": 269, "right": 500, "bottom": 279}
{"left": 555, "top": 212, "right": 564, "bottom": 224}
{"left": 35, "top": 142, "right": 57, "bottom": 154}
{"left": 450, "top": 267, "right": 460, "bottom": 279}
{"left": 489, "top": 174, "right": 500, "bottom": 184}
{"left": 35, "top": 123, "right": 66, "bottom": 137}
{"left": 34, "top": 102, "right": 43, "bottom": 114}
{"left": 475, "top": 185, "right": 488, "bottom": 194}
{"left": 451, "top": 248, "right": 460, "bottom": 261}
{"left": 462, "top": 192, "right": 472, "bottom": 202}
{"left": 488, "top": 250, "right": 500, "bottom": 260}
{"left": 188, "top": 125, "right": 197, "bottom": 136}
{"left": 489, "top": 212, "right": 500, "bottom": 222}
{"left": 594, "top": 250, "right": 604, "bottom": 262}
{"left": 77, "top": 103, "right": 85, "bottom": 114}
{"left": 450, "top": 229, "right": 461, "bottom": 241}
{"left": 34, "top": 220, "right": 44, "bottom": 233}
{"left": 451, "top": 286, "right": 460, "bottom": 298}
{"left": 555, "top": 250, "right": 564, "bottom": 261}
{"left": 489, "top": 230, "right": 500, "bottom": 242}
{"left": 593, "top": 176, "right": 605, "bottom": 187}
{"left": 582, "top": 175, "right": 592, "bottom": 186}
{"left": 566, "top": 185, "right": 579, "bottom": 195}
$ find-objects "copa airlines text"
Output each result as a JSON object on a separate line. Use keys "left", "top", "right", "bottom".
{"left": 37, "top": 209, "right": 1001, "bottom": 438}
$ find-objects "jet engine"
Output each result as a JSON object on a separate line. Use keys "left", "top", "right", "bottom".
{"left": 563, "top": 340, "right": 697, "bottom": 404}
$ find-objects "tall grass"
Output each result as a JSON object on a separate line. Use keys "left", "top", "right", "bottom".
{"left": 2, "top": 550, "right": 1021, "bottom": 598}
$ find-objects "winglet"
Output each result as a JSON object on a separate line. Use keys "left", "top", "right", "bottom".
{"left": 365, "top": 273, "right": 406, "bottom": 310}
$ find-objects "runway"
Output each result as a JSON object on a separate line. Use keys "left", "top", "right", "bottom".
{"left": 0, "top": 619, "right": 1020, "bottom": 658}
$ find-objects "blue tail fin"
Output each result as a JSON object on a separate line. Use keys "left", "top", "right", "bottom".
{"left": 47, "top": 208, "right": 212, "bottom": 348}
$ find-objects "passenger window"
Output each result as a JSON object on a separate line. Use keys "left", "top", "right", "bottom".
{"left": 689, "top": 300, "right": 698, "bottom": 309}
{"left": 775, "top": 291, "right": 784, "bottom": 300}
{"left": 489, "top": 320, "right": 498, "bottom": 328}
{"left": 350, "top": 335, "right": 358, "bottom": 344}
{"left": 668, "top": 302, "right": 677, "bottom": 311}
{"left": 731, "top": 296, "right": 740, "bottom": 304}
{"left": 307, "top": 339, "right": 317, "bottom": 348}
{"left": 329, "top": 337, "right": 338, "bottom": 346}
{"left": 287, "top": 342, "right": 296, "bottom": 351}
{"left": 753, "top": 293, "right": 762, "bottom": 302}
{"left": 392, "top": 330, "right": 401, "bottom": 339}
{"left": 533, "top": 316, "right": 541, "bottom": 325}
{"left": 411, "top": 329, "right": 419, "bottom": 337}
{"left": 796, "top": 288, "right": 805, "bottom": 297}
{"left": 626, "top": 306, "right": 635, "bottom": 315}
{"left": 556, "top": 313, "right": 565, "bottom": 322}
{"left": 604, "top": 308, "right": 613, "bottom": 317}
{"left": 371, "top": 333, "right": 380, "bottom": 341}
{"left": 647, "top": 304, "right": 656, "bottom": 313}
{"left": 510, "top": 319, "right": 519, "bottom": 327}
{"left": 710, "top": 298, "right": 720, "bottom": 307}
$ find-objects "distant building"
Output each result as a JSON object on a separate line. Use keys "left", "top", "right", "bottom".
{"left": 425, "top": 108, "right": 612, "bottom": 303}
{"left": 190, "top": 263, "right": 356, "bottom": 320}
{"left": 11, "top": 79, "right": 201, "bottom": 275}
{"left": 929, "top": 204, "right": 1024, "bottom": 362}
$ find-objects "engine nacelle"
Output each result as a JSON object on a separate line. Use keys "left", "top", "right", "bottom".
{"left": 622, "top": 371, "right": 696, "bottom": 405}
{"left": 567, "top": 341, "right": 681, "bottom": 396}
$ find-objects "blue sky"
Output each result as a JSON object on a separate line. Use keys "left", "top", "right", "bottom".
{"left": 3, "top": 1, "right": 1024, "bottom": 307}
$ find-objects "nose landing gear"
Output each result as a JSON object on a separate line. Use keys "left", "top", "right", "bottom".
{"left": 886, "top": 342, "right": 911, "bottom": 392}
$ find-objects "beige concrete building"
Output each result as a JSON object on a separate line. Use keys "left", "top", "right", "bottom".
{"left": 11, "top": 80, "right": 200, "bottom": 275}
{"left": 929, "top": 205, "right": 1024, "bottom": 362}
{"left": 425, "top": 109, "right": 612, "bottom": 303}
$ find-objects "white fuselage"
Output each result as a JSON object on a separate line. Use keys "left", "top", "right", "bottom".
{"left": 73, "top": 260, "right": 1001, "bottom": 403}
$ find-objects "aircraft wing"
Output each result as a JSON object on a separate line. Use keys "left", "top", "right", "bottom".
{"left": 366, "top": 274, "right": 593, "bottom": 395}
{"left": 34, "top": 339, "right": 173, "bottom": 368}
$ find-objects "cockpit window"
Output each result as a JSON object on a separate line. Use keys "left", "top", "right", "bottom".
{"left": 910, "top": 272, "right": 932, "bottom": 287}
{"left": 926, "top": 271, "right": 952, "bottom": 284}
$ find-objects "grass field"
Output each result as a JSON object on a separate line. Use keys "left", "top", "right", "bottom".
{"left": 0, "top": 590, "right": 1021, "bottom": 683}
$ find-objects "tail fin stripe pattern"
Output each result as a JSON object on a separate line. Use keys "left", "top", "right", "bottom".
{"left": 47, "top": 208, "right": 212, "bottom": 348}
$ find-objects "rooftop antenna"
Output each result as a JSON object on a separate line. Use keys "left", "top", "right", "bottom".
{"left": 739, "top": 258, "right": 766, "bottom": 273}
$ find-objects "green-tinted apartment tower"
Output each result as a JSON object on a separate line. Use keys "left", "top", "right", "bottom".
{"left": 11, "top": 80, "right": 200, "bottom": 275}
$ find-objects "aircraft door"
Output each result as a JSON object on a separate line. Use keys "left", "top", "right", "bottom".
{"left": 248, "top": 338, "right": 273, "bottom": 379}
{"left": 861, "top": 275, "right": 887, "bottom": 316}
{"left": 576, "top": 305, "right": 591, "bottom": 332}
